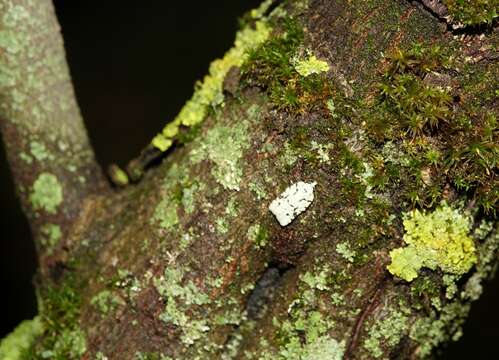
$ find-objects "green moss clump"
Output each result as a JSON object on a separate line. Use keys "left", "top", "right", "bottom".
{"left": 242, "top": 17, "right": 334, "bottom": 112}
{"left": 30, "top": 173, "right": 63, "bottom": 214}
{"left": 369, "top": 44, "right": 451, "bottom": 138}
{"left": 368, "top": 43, "right": 498, "bottom": 213}
{"left": 387, "top": 203, "right": 476, "bottom": 282}
{"left": 0, "top": 317, "right": 44, "bottom": 360}
{"left": 29, "top": 274, "right": 87, "bottom": 359}
{"left": 442, "top": 0, "right": 498, "bottom": 26}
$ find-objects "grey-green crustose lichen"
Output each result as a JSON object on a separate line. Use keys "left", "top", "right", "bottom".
{"left": 29, "top": 172, "right": 63, "bottom": 214}
{"left": 189, "top": 120, "right": 250, "bottom": 191}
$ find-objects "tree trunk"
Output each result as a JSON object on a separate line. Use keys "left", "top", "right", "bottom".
{"left": 0, "top": 0, "right": 497, "bottom": 359}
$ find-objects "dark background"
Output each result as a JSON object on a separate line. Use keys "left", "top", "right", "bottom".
{"left": 0, "top": 1, "right": 497, "bottom": 358}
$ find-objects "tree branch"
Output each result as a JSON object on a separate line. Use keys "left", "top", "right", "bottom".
{"left": 0, "top": 0, "right": 106, "bottom": 255}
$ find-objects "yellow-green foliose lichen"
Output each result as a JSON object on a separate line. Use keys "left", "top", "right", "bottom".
{"left": 387, "top": 203, "right": 477, "bottom": 282}
{"left": 294, "top": 54, "right": 330, "bottom": 77}
{"left": 0, "top": 317, "right": 44, "bottom": 360}
{"left": 151, "top": 16, "right": 271, "bottom": 151}
{"left": 29, "top": 172, "right": 63, "bottom": 214}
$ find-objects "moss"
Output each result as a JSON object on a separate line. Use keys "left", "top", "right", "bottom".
{"left": 40, "top": 223, "right": 61, "bottom": 254}
{"left": 368, "top": 42, "right": 497, "bottom": 212}
{"left": 387, "top": 203, "right": 477, "bottom": 282}
{"left": 190, "top": 120, "right": 250, "bottom": 191}
{"left": 29, "top": 172, "right": 63, "bottom": 214}
{"left": 0, "top": 317, "right": 44, "bottom": 360}
{"left": 294, "top": 54, "right": 330, "bottom": 77}
{"left": 151, "top": 4, "right": 271, "bottom": 151}
{"left": 153, "top": 267, "right": 211, "bottom": 346}
{"left": 31, "top": 273, "right": 87, "bottom": 359}
{"left": 442, "top": 0, "right": 498, "bottom": 26}
{"left": 369, "top": 44, "right": 451, "bottom": 139}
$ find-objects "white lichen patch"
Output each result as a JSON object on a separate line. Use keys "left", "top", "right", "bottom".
{"left": 269, "top": 181, "right": 317, "bottom": 226}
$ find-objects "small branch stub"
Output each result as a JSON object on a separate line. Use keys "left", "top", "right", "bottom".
{"left": 269, "top": 181, "right": 317, "bottom": 226}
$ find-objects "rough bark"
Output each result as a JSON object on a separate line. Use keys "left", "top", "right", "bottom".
{"left": 0, "top": 0, "right": 497, "bottom": 360}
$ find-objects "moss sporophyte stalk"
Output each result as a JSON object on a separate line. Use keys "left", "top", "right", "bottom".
{"left": 387, "top": 203, "right": 477, "bottom": 282}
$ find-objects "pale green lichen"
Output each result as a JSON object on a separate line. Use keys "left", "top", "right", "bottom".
{"left": 247, "top": 223, "right": 268, "bottom": 249}
{"left": 310, "top": 141, "right": 333, "bottom": 164}
{"left": 29, "top": 172, "right": 63, "bottom": 214}
{"left": 152, "top": 198, "right": 179, "bottom": 231}
{"left": 181, "top": 182, "right": 204, "bottom": 214}
{"left": 90, "top": 290, "right": 125, "bottom": 315}
{"left": 387, "top": 203, "right": 477, "bottom": 282}
{"left": 294, "top": 54, "right": 330, "bottom": 77}
{"left": 30, "top": 141, "right": 53, "bottom": 161}
{"left": 151, "top": 16, "right": 271, "bottom": 151}
{"left": 0, "top": 316, "right": 44, "bottom": 360}
{"left": 40, "top": 223, "right": 61, "bottom": 253}
{"left": 153, "top": 267, "right": 211, "bottom": 345}
{"left": 409, "top": 301, "right": 470, "bottom": 357}
{"left": 248, "top": 181, "right": 267, "bottom": 200}
{"left": 190, "top": 121, "right": 250, "bottom": 191}
{"left": 363, "top": 309, "right": 409, "bottom": 358}
{"left": 335, "top": 242, "right": 356, "bottom": 263}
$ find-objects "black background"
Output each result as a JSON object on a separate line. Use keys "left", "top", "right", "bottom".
{"left": 0, "top": 1, "right": 497, "bottom": 358}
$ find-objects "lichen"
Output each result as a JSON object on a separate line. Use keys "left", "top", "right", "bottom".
{"left": 335, "top": 242, "right": 356, "bottom": 263}
{"left": 153, "top": 267, "right": 211, "bottom": 345}
{"left": 387, "top": 203, "right": 477, "bottom": 282}
{"left": 0, "top": 316, "right": 44, "bottom": 360}
{"left": 363, "top": 309, "right": 409, "bottom": 358}
{"left": 30, "top": 141, "right": 53, "bottom": 161}
{"left": 247, "top": 223, "right": 268, "bottom": 249}
{"left": 29, "top": 172, "right": 63, "bottom": 214}
{"left": 40, "top": 223, "right": 61, "bottom": 254}
{"left": 90, "top": 290, "right": 125, "bottom": 315}
{"left": 409, "top": 301, "right": 470, "bottom": 357}
{"left": 271, "top": 264, "right": 343, "bottom": 359}
{"left": 190, "top": 121, "right": 250, "bottom": 191}
{"left": 152, "top": 198, "right": 179, "bottom": 231}
{"left": 294, "top": 54, "right": 330, "bottom": 77}
{"left": 151, "top": 13, "right": 271, "bottom": 151}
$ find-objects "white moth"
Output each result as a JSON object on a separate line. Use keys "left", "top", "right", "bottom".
{"left": 269, "top": 181, "right": 317, "bottom": 226}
